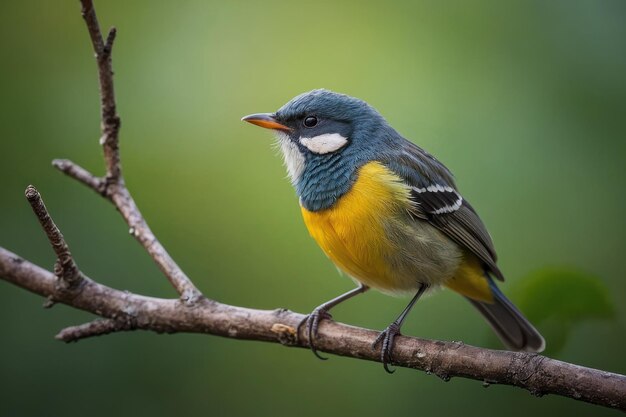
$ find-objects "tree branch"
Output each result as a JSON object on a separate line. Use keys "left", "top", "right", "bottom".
{"left": 24, "top": 185, "right": 84, "bottom": 288}
{"left": 1, "top": 246, "right": 625, "bottom": 409}
{"left": 56, "top": 318, "right": 133, "bottom": 342}
{"left": 51, "top": 159, "right": 104, "bottom": 194}
{"left": 65, "top": 0, "right": 202, "bottom": 303}
{"left": 0, "top": 0, "right": 624, "bottom": 412}
{"left": 80, "top": 0, "right": 120, "bottom": 182}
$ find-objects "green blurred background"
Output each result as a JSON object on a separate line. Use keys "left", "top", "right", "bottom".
{"left": 1, "top": 0, "right": 625, "bottom": 416}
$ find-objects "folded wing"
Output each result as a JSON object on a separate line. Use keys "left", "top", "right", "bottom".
{"left": 382, "top": 138, "right": 504, "bottom": 281}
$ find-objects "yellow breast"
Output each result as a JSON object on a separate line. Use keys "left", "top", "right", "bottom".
{"left": 300, "top": 161, "right": 413, "bottom": 291}
{"left": 300, "top": 160, "right": 494, "bottom": 302}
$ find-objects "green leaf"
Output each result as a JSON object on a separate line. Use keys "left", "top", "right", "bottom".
{"left": 512, "top": 267, "right": 615, "bottom": 323}
{"left": 508, "top": 267, "right": 615, "bottom": 354}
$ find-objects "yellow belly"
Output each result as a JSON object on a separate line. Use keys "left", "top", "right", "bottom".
{"left": 300, "top": 160, "right": 494, "bottom": 302}
{"left": 300, "top": 161, "right": 414, "bottom": 292}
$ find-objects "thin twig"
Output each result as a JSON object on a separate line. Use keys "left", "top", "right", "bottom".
{"left": 52, "top": 159, "right": 104, "bottom": 193}
{"left": 80, "top": 0, "right": 121, "bottom": 181}
{"left": 79, "top": 0, "right": 104, "bottom": 53}
{"left": 56, "top": 318, "right": 133, "bottom": 342}
{"left": 64, "top": 0, "right": 203, "bottom": 303}
{"left": 1, "top": 247, "right": 625, "bottom": 410}
{"left": 24, "top": 186, "right": 84, "bottom": 288}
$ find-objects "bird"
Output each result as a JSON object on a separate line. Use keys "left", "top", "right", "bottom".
{"left": 242, "top": 89, "right": 545, "bottom": 372}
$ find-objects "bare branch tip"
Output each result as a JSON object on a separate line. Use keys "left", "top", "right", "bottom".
{"left": 107, "top": 27, "right": 117, "bottom": 41}
{"left": 103, "top": 27, "right": 117, "bottom": 55}
{"left": 55, "top": 329, "right": 77, "bottom": 343}
{"left": 51, "top": 159, "right": 104, "bottom": 193}
{"left": 55, "top": 318, "right": 129, "bottom": 343}
{"left": 24, "top": 185, "right": 39, "bottom": 201}
{"left": 51, "top": 159, "right": 69, "bottom": 171}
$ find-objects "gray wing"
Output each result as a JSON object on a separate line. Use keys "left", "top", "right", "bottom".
{"left": 383, "top": 139, "right": 504, "bottom": 281}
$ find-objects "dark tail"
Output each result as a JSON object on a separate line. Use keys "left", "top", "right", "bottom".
{"left": 466, "top": 280, "right": 545, "bottom": 352}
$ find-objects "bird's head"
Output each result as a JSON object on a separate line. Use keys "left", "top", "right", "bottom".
{"left": 242, "top": 89, "right": 391, "bottom": 189}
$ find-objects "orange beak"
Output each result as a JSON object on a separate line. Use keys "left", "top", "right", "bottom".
{"left": 241, "top": 113, "right": 291, "bottom": 132}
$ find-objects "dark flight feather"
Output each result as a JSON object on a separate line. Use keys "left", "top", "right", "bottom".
{"left": 383, "top": 139, "right": 504, "bottom": 281}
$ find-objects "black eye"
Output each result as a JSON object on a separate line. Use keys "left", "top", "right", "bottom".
{"left": 303, "top": 116, "right": 318, "bottom": 128}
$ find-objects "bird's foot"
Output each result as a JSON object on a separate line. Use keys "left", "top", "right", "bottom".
{"left": 372, "top": 322, "right": 401, "bottom": 374}
{"left": 297, "top": 307, "right": 333, "bottom": 360}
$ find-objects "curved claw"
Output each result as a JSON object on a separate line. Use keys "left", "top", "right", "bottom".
{"left": 372, "top": 322, "right": 401, "bottom": 374}
{"left": 297, "top": 308, "right": 333, "bottom": 360}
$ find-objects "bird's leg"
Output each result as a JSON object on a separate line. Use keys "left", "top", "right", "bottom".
{"left": 373, "top": 283, "right": 429, "bottom": 373}
{"left": 298, "top": 283, "right": 369, "bottom": 360}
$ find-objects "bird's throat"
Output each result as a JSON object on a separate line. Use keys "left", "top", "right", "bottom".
{"left": 296, "top": 152, "right": 357, "bottom": 211}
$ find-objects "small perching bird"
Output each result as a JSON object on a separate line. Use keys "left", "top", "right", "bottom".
{"left": 242, "top": 89, "right": 544, "bottom": 372}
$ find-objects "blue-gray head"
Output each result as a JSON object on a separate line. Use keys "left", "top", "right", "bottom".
{"left": 242, "top": 89, "right": 400, "bottom": 211}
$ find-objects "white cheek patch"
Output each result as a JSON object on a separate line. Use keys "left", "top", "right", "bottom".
{"left": 275, "top": 132, "right": 305, "bottom": 184}
{"left": 299, "top": 133, "right": 348, "bottom": 154}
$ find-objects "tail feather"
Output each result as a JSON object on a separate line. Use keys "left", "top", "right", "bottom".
{"left": 467, "top": 281, "right": 545, "bottom": 352}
